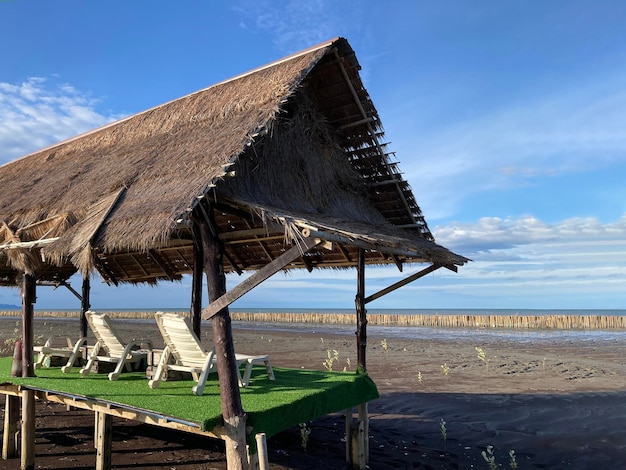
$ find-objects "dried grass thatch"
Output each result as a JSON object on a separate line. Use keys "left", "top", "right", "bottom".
{"left": 0, "top": 37, "right": 468, "bottom": 285}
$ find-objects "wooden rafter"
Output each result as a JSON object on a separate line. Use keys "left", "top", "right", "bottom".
{"left": 148, "top": 249, "right": 176, "bottom": 281}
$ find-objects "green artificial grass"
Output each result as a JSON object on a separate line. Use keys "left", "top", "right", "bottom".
{"left": 0, "top": 357, "right": 378, "bottom": 443}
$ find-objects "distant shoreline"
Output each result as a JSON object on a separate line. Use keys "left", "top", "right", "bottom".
{"left": 1, "top": 310, "right": 624, "bottom": 330}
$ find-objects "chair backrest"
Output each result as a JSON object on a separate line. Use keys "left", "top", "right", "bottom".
{"left": 86, "top": 311, "right": 127, "bottom": 357}
{"left": 155, "top": 312, "right": 208, "bottom": 368}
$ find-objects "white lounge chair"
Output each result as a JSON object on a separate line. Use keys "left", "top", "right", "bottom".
{"left": 79, "top": 311, "right": 153, "bottom": 380}
{"left": 33, "top": 336, "right": 87, "bottom": 371}
{"left": 149, "top": 312, "right": 275, "bottom": 396}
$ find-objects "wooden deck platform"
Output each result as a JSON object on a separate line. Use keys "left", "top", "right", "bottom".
{"left": 0, "top": 357, "right": 377, "bottom": 469}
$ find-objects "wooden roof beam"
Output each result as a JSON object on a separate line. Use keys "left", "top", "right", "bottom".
{"left": 300, "top": 227, "right": 430, "bottom": 261}
{"left": 92, "top": 256, "right": 119, "bottom": 286}
{"left": 223, "top": 248, "right": 243, "bottom": 275}
{"left": 202, "top": 237, "right": 323, "bottom": 319}
{"left": 336, "top": 242, "right": 352, "bottom": 264}
{"left": 364, "top": 263, "right": 442, "bottom": 304}
{"left": 148, "top": 250, "right": 177, "bottom": 281}
{"left": 333, "top": 50, "right": 422, "bottom": 230}
{"left": 130, "top": 254, "right": 150, "bottom": 277}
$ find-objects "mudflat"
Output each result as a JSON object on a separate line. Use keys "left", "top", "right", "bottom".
{"left": 0, "top": 315, "right": 624, "bottom": 469}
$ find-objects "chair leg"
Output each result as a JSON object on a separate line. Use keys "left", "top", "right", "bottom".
{"left": 34, "top": 353, "right": 45, "bottom": 370}
{"left": 61, "top": 339, "right": 86, "bottom": 373}
{"left": 241, "top": 362, "right": 253, "bottom": 387}
{"left": 108, "top": 360, "right": 126, "bottom": 381}
{"left": 148, "top": 346, "right": 171, "bottom": 390}
{"left": 265, "top": 360, "right": 275, "bottom": 381}
{"left": 80, "top": 343, "right": 101, "bottom": 377}
{"left": 192, "top": 349, "right": 216, "bottom": 396}
{"left": 241, "top": 357, "right": 275, "bottom": 387}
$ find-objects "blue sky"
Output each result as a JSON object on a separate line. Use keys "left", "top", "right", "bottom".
{"left": 1, "top": 0, "right": 626, "bottom": 311}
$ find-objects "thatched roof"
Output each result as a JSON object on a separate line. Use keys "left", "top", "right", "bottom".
{"left": 0, "top": 37, "right": 468, "bottom": 286}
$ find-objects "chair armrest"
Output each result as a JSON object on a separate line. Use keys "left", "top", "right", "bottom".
{"left": 131, "top": 339, "right": 153, "bottom": 351}
{"left": 71, "top": 337, "right": 88, "bottom": 352}
{"left": 40, "top": 335, "right": 75, "bottom": 348}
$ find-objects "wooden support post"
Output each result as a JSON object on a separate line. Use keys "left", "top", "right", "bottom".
{"left": 81, "top": 277, "right": 91, "bottom": 339}
{"left": 2, "top": 394, "right": 19, "bottom": 459}
{"left": 196, "top": 208, "right": 248, "bottom": 470}
{"left": 95, "top": 411, "right": 112, "bottom": 470}
{"left": 345, "top": 408, "right": 353, "bottom": 464}
{"left": 21, "top": 274, "right": 36, "bottom": 378}
{"left": 358, "top": 403, "right": 369, "bottom": 464}
{"left": 191, "top": 222, "right": 204, "bottom": 338}
{"left": 350, "top": 417, "right": 366, "bottom": 470}
{"left": 346, "top": 405, "right": 368, "bottom": 470}
{"left": 255, "top": 433, "right": 269, "bottom": 470}
{"left": 353, "top": 250, "right": 370, "bottom": 468}
{"left": 21, "top": 389, "right": 35, "bottom": 470}
{"left": 355, "top": 249, "right": 367, "bottom": 372}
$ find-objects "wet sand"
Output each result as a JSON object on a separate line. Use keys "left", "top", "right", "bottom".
{"left": 0, "top": 316, "right": 625, "bottom": 469}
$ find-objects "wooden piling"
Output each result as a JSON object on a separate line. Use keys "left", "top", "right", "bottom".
{"left": 2, "top": 394, "right": 19, "bottom": 460}
{"left": 95, "top": 411, "right": 112, "bottom": 470}
{"left": 21, "top": 389, "right": 35, "bottom": 470}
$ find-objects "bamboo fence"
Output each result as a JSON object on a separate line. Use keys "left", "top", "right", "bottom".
{"left": 1, "top": 310, "right": 624, "bottom": 330}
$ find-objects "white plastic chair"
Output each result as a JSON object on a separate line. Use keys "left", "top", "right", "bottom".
{"left": 79, "top": 311, "right": 152, "bottom": 380}
{"left": 34, "top": 335, "right": 87, "bottom": 371}
{"left": 149, "top": 312, "right": 275, "bottom": 395}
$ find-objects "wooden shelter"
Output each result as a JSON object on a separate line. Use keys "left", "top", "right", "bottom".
{"left": 0, "top": 37, "right": 468, "bottom": 469}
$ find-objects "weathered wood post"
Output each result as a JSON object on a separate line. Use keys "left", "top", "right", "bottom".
{"left": 351, "top": 248, "right": 369, "bottom": 469}
{"left": 196, "top": 207, "right": 248, "bottom": 470}
{"left": 2, "top": 394, "right": 19, "bottom": 459}
{"left": 190, "top": 222, "right": 204, "bottom": 338}
{"left": 81, "top": 276, "right": 91, "bottom": 339}
{"left": 21, "top": 389, "right": 36, "bottom": 470}
{"left": 21, "top": 273, "right": 37, "bottom": 469}
{"left": 95, "top": 411, "right": 113, "bottom": 470}
{"left": 355, "top": 248, "right": 367, "bottom": 371}
{"left": 21, "top": 273, "right": 36, "bottom": 378}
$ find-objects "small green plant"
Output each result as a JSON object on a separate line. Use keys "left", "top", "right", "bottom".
{"left": 345, "top": 357, "right": 351, "bottom": 370}
{"left": 440, "top": 418, "right": 447, "bottom": 448}
{"left": 509, "top": 449, "right": 518, "bottom": 469}
{"left": 299, "top": 423, "right": 311, "bottom": 453}
{"left": 441, "top": 363, "right": 450, "bottom": 376}
{"left": 417, "top": 371, "right": 423, "bottom": 384}
{"left": 1, "top": 321, "right": 21, "bottom": 356}
{"left": 380, "top": 338, "right": 388, "bottom": 352}
{"left": 475, "top": 346, "right": 489, "bottom": 371}
{"left": 481, "top": 445, "right": 497, "bottom": 470}
{"left": 323, "top": 349, "right": 339, "bottom": 371}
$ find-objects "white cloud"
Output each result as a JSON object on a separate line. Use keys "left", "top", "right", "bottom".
{"left": 400, "top": 214, "right": 626, "bottom": 308}
{"left": 233, "top": 0, "right": 363, "bottom": 53}
{"left": 435, "top": 215, "right": 626, "bottom": 255}
{"left": 0, "top": 77, "right": 118, "bottom": 164}
{"left": 395, "top": 72, "right": 626, "bottom": 221}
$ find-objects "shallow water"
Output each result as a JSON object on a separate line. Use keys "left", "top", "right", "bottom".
{"left": 3, "top": 315, "right": 624, "bottom": 346}
{"left": 232, "top": 320, "right": 626, "bottom": 344}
